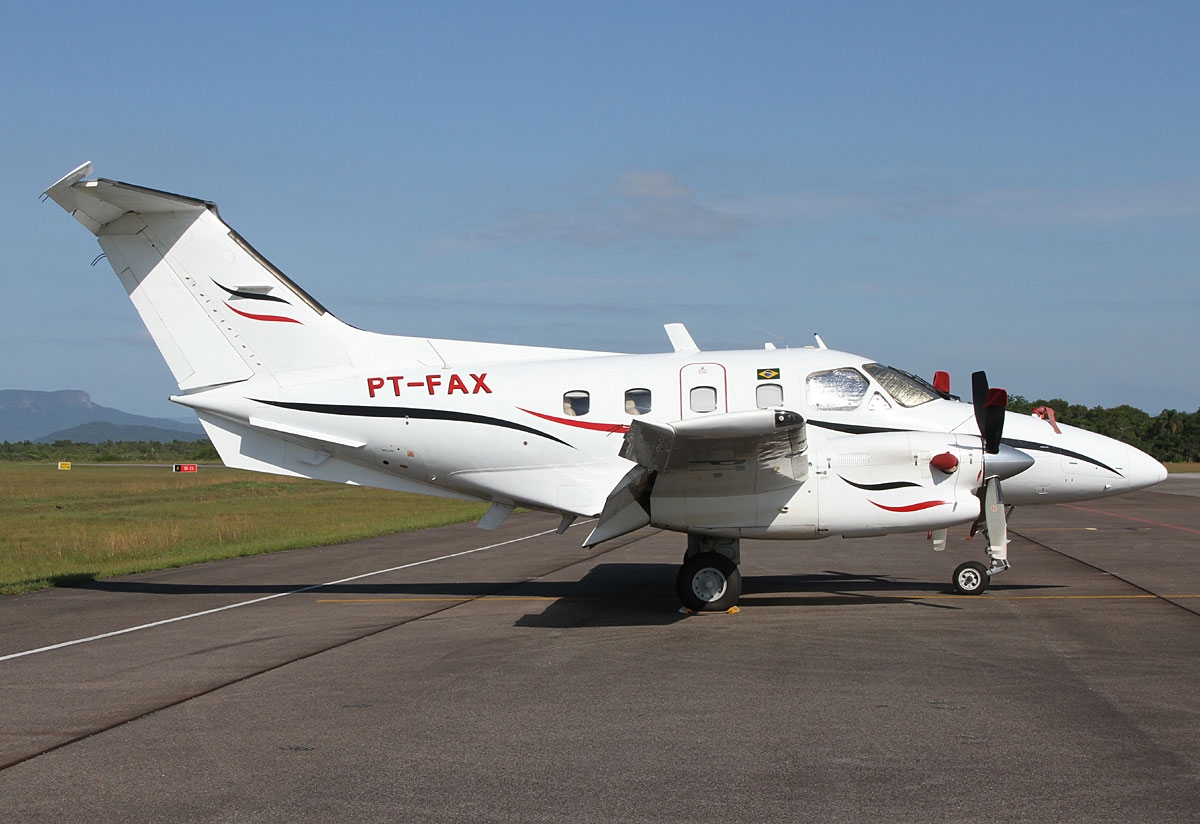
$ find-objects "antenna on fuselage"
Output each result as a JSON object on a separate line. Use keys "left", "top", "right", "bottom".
{"left": 813, "top": 333, "right": 828, "bottom": 349}
{"left": 664, "top": 323, "right": 700, "bottom": 354}
{"left": 748, "top": 324, "right": 789, "bottom": 350}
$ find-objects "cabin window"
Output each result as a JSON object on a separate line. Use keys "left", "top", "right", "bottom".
{"left": 625, "top": 388, "right": 652, "bottom": 416}
{"left": 806, "top": 368, "right": 868, "bottom": 411}
{"left": 689, "top": 386, "right": 718, "bottom": 413}
{"left": 756, "top": 383, "right": 784, "bottom": 409}
{"left": 862, "top": 363, "right": 939, "bottom": 407}
{"left": 562, "top": 390, "right": 590, "bottom": 416}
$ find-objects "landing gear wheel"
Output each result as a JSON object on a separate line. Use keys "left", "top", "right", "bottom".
{"left": 952, "top": 561, "right": 990, "bottom": 595}
{"left": 677, "top": 552, "right": 742, "bottom": 612}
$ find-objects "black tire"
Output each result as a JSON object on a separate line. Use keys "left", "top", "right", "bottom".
{"left": 677, "top": 552, "right": 742, "bottom": 612}
{"left": 952, "top": 561, "right": 990, "bottom": 595}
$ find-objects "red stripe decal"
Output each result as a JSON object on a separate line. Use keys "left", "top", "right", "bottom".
{"left": 519, "top": 408, "right": 629, "bottom": 434}
{"left": 225, "top": 303, "right": 302, "bottom": 324}
{"left": 869, "top": 500, "right": 951, "bottom": 513}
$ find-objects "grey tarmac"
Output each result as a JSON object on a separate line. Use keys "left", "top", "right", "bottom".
{"left": 1, "top": 477, "right": 1198, "bottom": 823}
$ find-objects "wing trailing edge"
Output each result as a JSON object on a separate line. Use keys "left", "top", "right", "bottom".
{"left": 585, "top": 409, "right": 809, "bottom": 546}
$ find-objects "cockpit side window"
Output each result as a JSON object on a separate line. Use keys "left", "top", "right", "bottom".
{"left": 867, "top": 391, "right": 892, "bottom": 412}
{"left": 862, "top": 363, "right": 939, "bottom": 407}
{"left": 806, "top": 368, "right": 869, "bottom": 411}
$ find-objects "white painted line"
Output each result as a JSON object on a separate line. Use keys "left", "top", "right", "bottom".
{"left": 0, "top": 527, "right": 560, "bottom": 663}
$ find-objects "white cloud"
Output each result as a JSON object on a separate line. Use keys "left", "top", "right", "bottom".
{"left": 439, "top": 169, "right": 746, "bottom": 251}
{"left": 437, "top": 172, "right": 1200, "bottom": 253}
{"left": 612, "top": 170, "right": 693, "bottom": 200}
{"left": 875, "top": 179, "right": 1200, "bottom": 226}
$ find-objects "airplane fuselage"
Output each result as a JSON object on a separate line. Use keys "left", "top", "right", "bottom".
{"left": 174, "top": 344, "right": 1165, "bottom": 542}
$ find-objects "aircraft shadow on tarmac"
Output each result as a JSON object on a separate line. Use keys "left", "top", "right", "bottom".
{"left": 64, "top": 564, "right": 1062, "bottom": 628}
{"left": 514, "top": 566, "right": 1063, "bottom": 627}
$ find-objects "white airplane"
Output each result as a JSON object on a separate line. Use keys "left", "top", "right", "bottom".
{"left": 44, "top": 162, "right": 1168, "bottom": 611}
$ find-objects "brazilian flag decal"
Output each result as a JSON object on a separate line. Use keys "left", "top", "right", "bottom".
{"left": 757, "top": 368, "right": 781, "bottom": 380}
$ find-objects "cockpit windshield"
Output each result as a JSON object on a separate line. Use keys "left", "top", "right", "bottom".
{"left": 862, "top": 363, "right": 941, "bottom": 407}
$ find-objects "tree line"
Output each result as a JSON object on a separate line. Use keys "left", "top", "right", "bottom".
{"left": 0, "top": 439, "right": 220, "bottom": 464}
{"left": 1007, "top": 396, "right": 1199, "bottom": 463}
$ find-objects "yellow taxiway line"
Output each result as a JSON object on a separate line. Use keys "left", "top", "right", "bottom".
{"left": 319, "top": 593, "right": 1200, "bottom": 604}
{"left": 318, "top": 596, "right": 559, "bottom": 603}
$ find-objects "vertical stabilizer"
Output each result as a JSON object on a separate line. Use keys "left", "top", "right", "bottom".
{"left": 45, "top": 165, "right": 355, "bottom": 390}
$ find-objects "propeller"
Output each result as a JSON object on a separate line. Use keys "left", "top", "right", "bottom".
{"left": 969, "top": 371, "right": 1033, "bottom": 481}
{"left": 964, "top": 370, "right": 1026, "bottom": 586}
{"left": 971, "top": 370, "right": 1008, "bottom": 455}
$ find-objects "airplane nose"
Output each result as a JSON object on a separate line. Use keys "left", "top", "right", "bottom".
{"left": 1125, "top": 445, "right": 1168, "bottom": 490}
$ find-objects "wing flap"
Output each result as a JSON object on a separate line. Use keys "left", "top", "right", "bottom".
{"left": 621, "top": 409, "right": 808, "bottom": 482}
{"left": 586, "top": 409, "right": 808, "bottom": 545}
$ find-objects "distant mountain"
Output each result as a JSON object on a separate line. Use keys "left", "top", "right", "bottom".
{"left": 0, "top": 390, "right": 205, "bottom": 442}
{"left": 35, "top": 422, "right": 209, "bottom": 444}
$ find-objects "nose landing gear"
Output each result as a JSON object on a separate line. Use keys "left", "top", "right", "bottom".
{"left": 952, "top": 476, "right": 1013, "bottom": 595}
{"left": 952, "top": 560, "right": 990, "bottom": 594}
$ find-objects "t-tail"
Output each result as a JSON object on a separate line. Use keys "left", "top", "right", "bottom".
{"left": 42, "top": 162, "right": 463, "bottom": 494}
{"left": 44, "top": 162, "right": 359, "bottom": 389}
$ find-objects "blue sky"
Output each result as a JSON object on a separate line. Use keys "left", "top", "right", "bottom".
{"left": 2, "top": 1, "right": 1197, "bottom": 418}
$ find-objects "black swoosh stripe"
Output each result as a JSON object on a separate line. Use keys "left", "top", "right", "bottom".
{"left": 808, "top": 420, "right": 905, "bottom": 435}
{"left": 838, "top": 476, "right": 924, "bottom": 491}
{"left": 1001, "top": 438, "right": 1122, "bottom": 476}
{"left": 815, "top": 421, "right": 1122, "bottom": 477}
{"left": 253, "top": 399, "right": 574, "bottom": 448}
{"left": 212, "top": 279, "right": 292, "bottom": 304}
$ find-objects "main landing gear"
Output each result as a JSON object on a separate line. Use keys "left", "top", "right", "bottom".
{"left": 677, "top": 535, "right": 742, "bottom": 612}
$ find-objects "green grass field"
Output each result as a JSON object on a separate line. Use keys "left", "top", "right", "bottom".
{"left": 0, "top": 463, "right": 486, "bottom": 595}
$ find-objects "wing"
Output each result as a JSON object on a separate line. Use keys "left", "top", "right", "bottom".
{"left": 584, "top": 409, "right": 807, "bottom": 546}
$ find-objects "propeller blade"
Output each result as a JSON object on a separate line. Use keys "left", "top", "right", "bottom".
{"left": 971, "top": 371, "right": 1008, "bottom": 455}
{"left": 972, "top": 371, "right": 990, "bottom": 447}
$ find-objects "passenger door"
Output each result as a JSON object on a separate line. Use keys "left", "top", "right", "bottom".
{"left": 679, "top": 362, "right": 728, "bottom": 419}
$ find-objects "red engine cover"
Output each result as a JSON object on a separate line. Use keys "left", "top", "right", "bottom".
{"left": 930, "top": 452, "right": 959, "bottom": 474}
